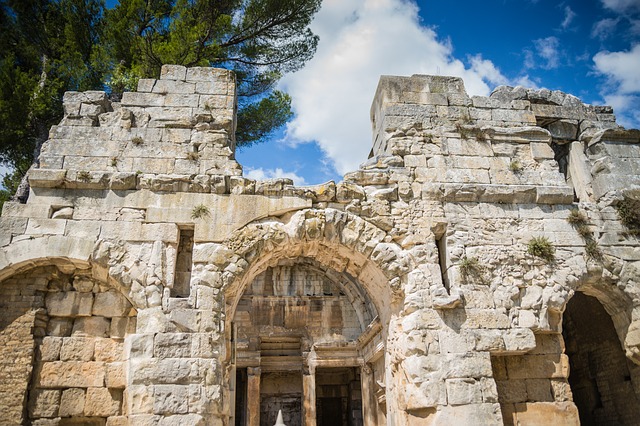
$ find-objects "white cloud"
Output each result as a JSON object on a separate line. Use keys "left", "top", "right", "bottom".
{"left": 594, "top": 44, "right": 640, "bottom": 93}
{"left": 280, "top": 0, "right": 512, "bottom": 174}
{"left": 561, "top": 6, "right": 576, "bottom": 29}
{"left": 245, "top": 167, "right": 307, "bottom": 186}
{"left": 533, "top": 37, "right": 561, "bottom": 69}
{"left": 468, "top": 55, "right": 509, "bottom": 86}
{"left": 593, "top": 44, "right": 640, "bottom": 128}
{"left": 600, "top": 0, "right": 640, "bottom": 13}
{"left": 591, "top": 18, "right": 621, "bottom": 40}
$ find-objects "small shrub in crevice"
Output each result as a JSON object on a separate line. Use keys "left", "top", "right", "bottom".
{"left": 191, "top": 204, "right": 210, "bottom": 220}
{"left": 77, "top": 171, "right": 91, "bottom": 182}
{"left": 509, "top": 160, "right": 522, "bottom": 173}
{"left": 615, "top": 196, "right": 640, "bottom": 236}
{"left": 566, "top": 209, "right": 588, "bottom": 226}
{"left": 566, "top": 208, "right": 603, "bottom": 263}
{"left": 527, "top": 237, "right": 555, "bottom": 262}
{"left": 459, "top": 256, "right": 481, "bottom": 277}
{"left": 585, "top": 240, "right": 603, "bottom": 262}
{"left": 457, "top": 255, "right": 488, "bottom": 284}
{"left": 186, "top": 152, "right": 200, "bottom": 161}
{"left": 131, "top": 136, "right": 144, "bottom": 145}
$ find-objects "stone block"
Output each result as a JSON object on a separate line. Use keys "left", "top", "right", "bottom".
{"left": 152, "top": 80, "right": 195, "bottom": 94}
{"left": 161, "top": 65, "right": 187, "bottom": 81}
{"left": 125, "top": 334, "right": 155, "bottom": 359}
{"left": 59, "top": 388, "right": 86, "bottom": 417}
{"left": 37, "top": 361, "right": 105, "bottom": 388}
{"left": 72, "top": 317, "right": 111, "bottom": 337}
{"left": 106, "top": 417, "right": 128, "bottom": 426}
{"left": 39, "top": 336, "right": 63, "bottom": 361}
{"left": 28, "top": 389, "right": 61, "bottom": 418}
{"left": 60, "top": 337, "right": 95, "bottom": 361}
{"left": 525, "top": 378, "right": 553, "bottom": 401}
{"left": 121, "top": 92, "right": 165, "bottom": 107}
{"left": 137, "top": 79, "right": 156, "bottom": 92}
{"left": 46, "top": 292, "right": 93, "bottom": 317}
{"left": 505, "top": 402, "right": 579, "bottom": 426}
{"left": 47, "top": 318, "right": 74, "bottom": 337}
{"left": 106, "top": 362, "right": 126, "bottom": 389}
{"left": 154, "top": 333, "right": 192, "bottom": 358}
{"left": 505, "top": 354, "right": 569, "bottom": 380}
{"left": 446, "top": 378, "right": 483, "bottom": 405}
{"left": 26, "top": 218, "right": 67, "bottom": 235}
{"left": 186, "top": 67, "right": 232, "bottom": 82}
{"left": 153, "top": 385, "right": 189, "bottom": 415}
{"left": 530, "top": 142, "right": 555, "bottom": 160}
{"left": 94, "top": 338, "right": 124, "bottom": 362}
{"left": 84, "top": 387, "right": 122, "bottom": 417}
{"left": 130, "top": 358, "right": 193, "bottom": 385}
{"left": 195, "top": 81, "right": 229, "bottom": 95}
{"left": 93, "top": 291, "right": 132, "bottom": 317}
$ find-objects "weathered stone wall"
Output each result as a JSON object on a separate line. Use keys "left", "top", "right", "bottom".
{"left": 0, "top": 65, "right": 638, "bottom": 425}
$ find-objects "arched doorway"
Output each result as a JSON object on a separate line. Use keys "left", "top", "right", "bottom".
{"left": 0, "top": 261, "right": 136, "bottom": 425}
{"left": 563, "top": 292, "right": 640, "bottom": 425}
{"left": 231, "top": 258, "right": 380, "bottom": 426}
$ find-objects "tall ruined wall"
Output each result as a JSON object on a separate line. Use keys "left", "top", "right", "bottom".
{"left": 0, "top": 65, "right": 638, "bottom": 426}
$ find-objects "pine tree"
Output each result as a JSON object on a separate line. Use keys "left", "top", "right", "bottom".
{"left": 104, "top": 0, "right": 321, "bottom": 147}
{"left": 0, "top": 0, "right": 107, "bottom": 202}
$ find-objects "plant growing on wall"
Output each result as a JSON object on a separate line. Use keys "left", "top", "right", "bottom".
{"left": 566, "top": 208, "right": 603, "bottom": 262}
{"left": 191, "top": 204, "right": 210, "bottom": 220}
{"left": 615, "top": 196, "right": 640, "bottom": 236}
{"left": 77, "top": 171, "right": 91, "bottom": 182}
{"left": 527, "top": 237, "right": 555, "bottom": 262}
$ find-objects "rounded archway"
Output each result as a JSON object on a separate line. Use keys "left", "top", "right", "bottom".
{"left": 219, "top": 209, "right": 412, "bottom": 426}
{"left": 563, "top": 291, "right": 640, "bottom": 425}
{"left": 0, "top": 258, "right": 137, "bottom": 425}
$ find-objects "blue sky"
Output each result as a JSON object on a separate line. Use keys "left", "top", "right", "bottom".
{"left": 239, "top": 0, "right": 640, "bottom": 185}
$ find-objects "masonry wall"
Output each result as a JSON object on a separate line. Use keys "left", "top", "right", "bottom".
{"left": 0, "top": 66, "right": 638, "bottom": 425}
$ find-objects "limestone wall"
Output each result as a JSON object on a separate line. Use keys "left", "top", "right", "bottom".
{"left": 0, "top": 66, "right": 639, "bottom": 425}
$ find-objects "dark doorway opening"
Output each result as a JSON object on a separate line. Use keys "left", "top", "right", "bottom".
{"left": 316, "top": 368, "right": 363, "bottom": 426}
{"left": 563, "top": 292, "right": 640, "bottom": 425}
{"left": 235, "top": 368, "right": 247, "bottom": 426}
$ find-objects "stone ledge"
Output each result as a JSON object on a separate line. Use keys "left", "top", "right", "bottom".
{"left": 421, "top": 183, "right": 574, "bottom": 204}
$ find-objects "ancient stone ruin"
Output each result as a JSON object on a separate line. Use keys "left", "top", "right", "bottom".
{"left": 0, "top": 64, "right": 639, "bottom": 425}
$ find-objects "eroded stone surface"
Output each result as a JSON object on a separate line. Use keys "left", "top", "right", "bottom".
{"left": 0, "top": 67, "right": 639, "bottom": 425}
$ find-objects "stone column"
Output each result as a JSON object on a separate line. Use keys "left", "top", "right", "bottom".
{"left": 247, "top": 367, "right": 261, "bottom": 426}
{"left": 303, "top": 365, "right": 317, "bottom": 426}
{"left": 361, "top": 364, "right": 378, "bottom": 426}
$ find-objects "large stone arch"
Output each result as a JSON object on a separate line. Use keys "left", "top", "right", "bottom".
{"left": 219, "top": 208, "right": 413, "bottom": 340}
{"left": 212, "top": 208, "right": 414, "bottom": 425}
{"left": 0, "top": 250, "right": 138, "bottom": 425}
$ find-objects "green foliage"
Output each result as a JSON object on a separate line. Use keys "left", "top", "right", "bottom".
{"left": 459, "top": 256, "right": 481, "bottom": 277}
{"left": 527, "top": 237, "right": 555, "bottom": 262}
{"left": 585, "top": 239, "right": 603, "bottom": 262}
{"left": 131, "top": 136, "right": 144, "bottom": 145}
{"left": 509, "top": 160, "right": 522, "bottom": 173}
{"left": 566, "top": 209, "right": 588, "bottom": 226}
{"left": 77, "top": 170, "right": 91, "bottom": 182}
{"left": 0, "top": 0, "right": 108, "bottom": 197}
{"left": 191, "top": 204, "right": 210, "bottom": 220}
{"left": 0, "top": 0, "right": 322, "bottom": 200}
{"left": 104, "top": 0, "right": 320, "bottom": 146}
{"left": 615, "top": 196, "right": 640, "bottom": 236}
{"left": 106, "top": 62, "right": 140, "bottom": 95}
{"left": 236, "top": 91, "right": 293, "bottom": 147}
